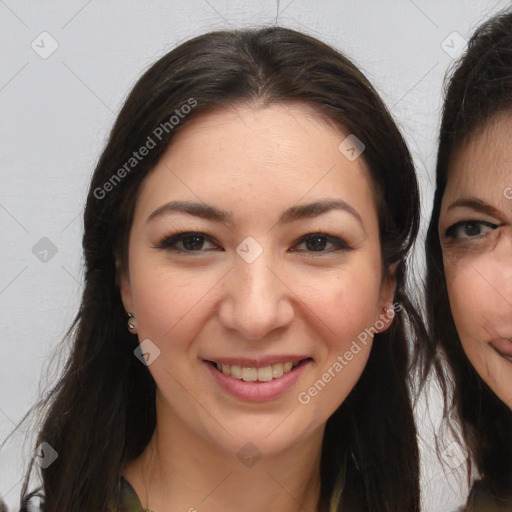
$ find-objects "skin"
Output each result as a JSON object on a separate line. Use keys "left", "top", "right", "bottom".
{"left": 119, "top": 103, "right": 396, "bottom": 512}
{"left": 439, "top": 113, "right": 512, "bottom": 411}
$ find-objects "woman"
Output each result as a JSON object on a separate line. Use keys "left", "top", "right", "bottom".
{"left": 17, "top": 27, "right": 426, "bottom": 511}
{"left": 424, "top": 11, "right": 512, "bottom": 512}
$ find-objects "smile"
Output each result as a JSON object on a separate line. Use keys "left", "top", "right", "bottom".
{"left": 490, "top": 338, "right": 512, "bottom": 363}
{"left": 203, "top": 357, "right": 312, "bottom": 401}
{"left": 213, "top": 361, "right": 300, "bottom": 382}
{"left": 497, "top": 350, "right": 512, "bottom": 363}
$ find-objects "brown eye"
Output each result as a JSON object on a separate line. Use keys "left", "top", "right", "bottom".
{"left": 155, "top": 232, "right": 221, "bottom": 252}
{"left": 291, "top": 233, "right": 352, "bottom": 253}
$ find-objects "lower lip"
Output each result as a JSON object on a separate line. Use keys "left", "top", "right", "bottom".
{"left": 490, "top": 338, "right": 512, "bottom": 361}
{"left": 204, "top": 359, "right": 311, "bottom": 402}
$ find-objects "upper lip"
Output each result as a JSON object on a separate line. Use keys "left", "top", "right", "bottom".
{"left": 203, "top": 355, "right": 310, "bottom": 367}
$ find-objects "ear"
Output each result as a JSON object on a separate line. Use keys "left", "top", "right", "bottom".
{"left": 116, "top": 258, "right": 134, "bottom": 314}
{"left": 375, "top": 262, "right": 398, "bottom": 334}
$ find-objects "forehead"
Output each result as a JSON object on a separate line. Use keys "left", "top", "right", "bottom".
{"left": 165, "top": 102, "right": 356, "bottom": 173}
{"left": 446, "top": 113, "right": 512, "bottom": 193}
{"left": 135, "top": 103, "right": 378, "bottom": 219}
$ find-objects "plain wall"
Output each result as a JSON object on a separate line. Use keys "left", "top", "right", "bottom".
{"left": 1, "top": 1, "right": 510, "bottom": 510}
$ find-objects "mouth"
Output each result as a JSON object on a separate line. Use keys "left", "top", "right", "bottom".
{"left": 207, "top": 359, "right": 309, "bottom": 382}
{"left": 490, "top": 338, "right": 512, "bottom": 363}
{"left": 493, "top": 348, "right": 512, "bottom": 363}
{"left": 202, "top": 356, "right": 312, "bottom": 401}
{"left": 494, "top": 349, "right": 512, "bottom": 363}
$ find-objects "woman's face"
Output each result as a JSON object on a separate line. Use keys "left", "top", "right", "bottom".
{"left": 440, "top": 114, "right": 512, "bottom": 410}
{"left": 120, "top": 103, "right": 395, "bottom": 456}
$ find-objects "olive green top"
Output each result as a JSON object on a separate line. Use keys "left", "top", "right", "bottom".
{"left": 18, "top": 479, "right": 146, "bottom": 512}
{"left": 117, "top": 477, "right": 145, "bottom": 511}
{"left": 465, "top": 481, "right": 512, "bottom": 511}
{"left": 117, "top": 477, "right": 512, "bottom": 511}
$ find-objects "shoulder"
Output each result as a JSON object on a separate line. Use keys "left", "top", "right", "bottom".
{"left": 116, "top": 476, "right": 144, "bottom": 512}
{"left": 14, "top": 478, "right": 142, "bottom": 512}
{"left": 466, "top": 480, "right": 512, "bottom": 512}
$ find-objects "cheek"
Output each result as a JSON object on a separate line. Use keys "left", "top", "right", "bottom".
{"left": 292, "top": 265, "right": 382, "bottom": 416}
{"left": 289, "top": 258, "right": 384, "bottom": 356}
{"left": 319, "top": 273, "right": 381, "bottom": 340}
{"left": 445, "top": 255, "right": 510, "bottom": 339}
{"left": 129, "top": 256, "right": 222, "bottom": 349}
{"left": 444, "top": 263, "right": 483, "bottom": 336}
{"left": 445, "top": 265, "right": 484, "bottom": 368}
{"left": 445, "top": 261, "right": 492, "bottom": 376}
{"left": 129, "top": 244, "right": 384, "bottom": 366}
{"left": 444, "top": 254, "right": 512, "bottom": 400}
{"left": 446, "top": 258, "right": 512, "bottom": 409}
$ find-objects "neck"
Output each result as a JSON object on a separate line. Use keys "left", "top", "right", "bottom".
{"left": 124, "top": 405, "right": 325, "bottom": 512}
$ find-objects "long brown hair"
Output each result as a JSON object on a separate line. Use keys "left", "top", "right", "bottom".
{"left": 16, "top": 27, "right": 425, "bottom": 511}
{"left": 422, "top": 10, "right": 512, "bottom": 502}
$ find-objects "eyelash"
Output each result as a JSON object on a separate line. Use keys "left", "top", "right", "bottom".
{"left": 154, "top": 230, "right": 353, "bottom": 255}
{"left": 444, "top": 220, "right": 498, "bottom": 240}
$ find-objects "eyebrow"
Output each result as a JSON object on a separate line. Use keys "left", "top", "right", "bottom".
{"left": 446, "top": 197, "right": 502, "bottom": 217}
{"left": 146, "top": 198, "right": 364, "bottom": 228}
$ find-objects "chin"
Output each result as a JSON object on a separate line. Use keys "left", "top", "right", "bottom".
{"left": 203, "top": 412, "right": 320, "bottom": 460}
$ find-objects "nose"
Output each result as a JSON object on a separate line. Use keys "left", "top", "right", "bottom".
{"left": 218, "top": 254, "right": 295, "bottom": 340}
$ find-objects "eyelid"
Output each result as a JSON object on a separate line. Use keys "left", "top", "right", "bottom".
{"left": 153, "top": 231, "right": 221, "bottom": 251}
{"left": 289, "top": 232, "right": 353, "bottom": 253}
{"left": 153, "top": 230, "right": 352, "bottom": 254}
{"left": 444, "top": 220, "right": 498, "bottom": 238}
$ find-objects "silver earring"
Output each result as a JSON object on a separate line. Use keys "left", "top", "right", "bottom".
{"left": 127, "top": 312, "right": 137, "bottom": 332}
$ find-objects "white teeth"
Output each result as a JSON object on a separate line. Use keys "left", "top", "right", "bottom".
{"left": 272, "top": 363, "right": 284, "bottom": 378}
{"left": 214, "top": 360, "right": 301, "bottom": 381}
{"left": 257, "top": 366, "right": 273, "bottom": 382}
{"left": 242, "top": 367, "right": 257, "bottom": 382}
{"left": 231, "top": 365, "right": 242, "bottom": 379}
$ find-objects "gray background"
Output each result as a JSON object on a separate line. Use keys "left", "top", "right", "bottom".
{"left": 1, "top": 1, "right": 510, "bottom": 510}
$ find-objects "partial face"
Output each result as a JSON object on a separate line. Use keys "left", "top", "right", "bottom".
{"left": 120, "top": 103, "right": 395, "bottom": 456}
{"left": 440, "top": 114, "right": 512, "bottom": 409}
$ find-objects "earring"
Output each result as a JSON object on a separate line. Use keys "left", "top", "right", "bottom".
{"left": 383, "top": 305, "right": 394, "bottom": 317}
{"left": 127, "top": 312, "right": 137, "bottom": 332}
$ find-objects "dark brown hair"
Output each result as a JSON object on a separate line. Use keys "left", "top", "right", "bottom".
{"left": 16, "top": 26, "right": 425, "bottom": 511}
{"left": 422, "top": 10, "right": 512, "bottom": 503}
